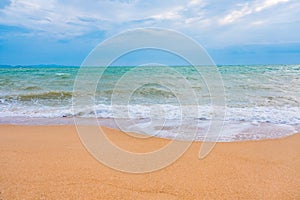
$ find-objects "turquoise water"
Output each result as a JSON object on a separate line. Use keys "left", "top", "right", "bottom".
{"left": 0, "top": 65, "right": 299, "bottom": 141}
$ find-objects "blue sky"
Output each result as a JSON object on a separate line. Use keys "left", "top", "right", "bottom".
{"left": 0, "top": 0, "right": 300, "bottom": 65}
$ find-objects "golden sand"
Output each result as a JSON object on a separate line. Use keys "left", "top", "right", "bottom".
{"left": 0, "top": 125, "right": 299, "bottom": 199}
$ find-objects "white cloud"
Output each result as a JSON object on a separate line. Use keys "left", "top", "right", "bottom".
{"left": 0, "top": 0, "right": 299, "bottom": 47}
{"left": 220, "top": 0, "right": 290, "bottom": 25}
{"left": 150, "top": 6, "right": 184, "bottom": 20}
{"left": 255, "top": 0, "right": 289, "bottom": 12}
{"left": 0, "top": 0, "right": 192, "bottom": 37}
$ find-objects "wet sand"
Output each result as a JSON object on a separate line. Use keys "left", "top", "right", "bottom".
{"left": 0, "top": 125, "right": 299, "bottom": 199}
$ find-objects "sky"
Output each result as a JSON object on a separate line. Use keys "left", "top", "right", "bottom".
{"left": 0, "top": 0, "right": 300, "bottom": 65}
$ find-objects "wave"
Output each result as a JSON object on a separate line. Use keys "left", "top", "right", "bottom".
{"left": 22, "top": 86, "right": 42, "bottom": 91}
{"left": 1, "top": 102, "right": 299, "bottom": 125}
{"left": 55, "top": 73, "right": 70, "bottom": 76}
{"left": 55, "top": 73, "right": 71, "bottom": 79}
{"left": 1, "top": 91, "right": 73, "bottom": 102}
{"left": 0, "top": 103, "right": 299, "bottom": 141}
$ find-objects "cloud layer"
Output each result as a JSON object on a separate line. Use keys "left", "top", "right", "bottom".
{"left": 1, "top": 0, "right": 299, "bottom": 44}
{"left": 0, "top": 0, "right": 299, "bottom": 65}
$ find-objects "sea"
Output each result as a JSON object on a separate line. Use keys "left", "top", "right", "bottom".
{"left": 0, "top": 64, "right": 299, "bottom": 141}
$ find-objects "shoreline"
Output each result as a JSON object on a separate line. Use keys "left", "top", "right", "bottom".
{"left": 0, "top": 122, "right": 299, "bottom": 143}
{"left": 0, "top": 124, "right": 299, "bottom": 199}
{"left": 0, "top": 116, "right": 299, "bottom": 142}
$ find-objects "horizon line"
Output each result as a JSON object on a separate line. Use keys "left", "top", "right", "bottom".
{"left": 0, "top": 63, "right": 299, "bottom": 67}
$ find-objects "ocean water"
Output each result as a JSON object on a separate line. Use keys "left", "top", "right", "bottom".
{"left": 0, "top": 65, "right": 299, "bottom": 141}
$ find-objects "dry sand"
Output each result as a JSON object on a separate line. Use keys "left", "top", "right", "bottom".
{"left": 0, "top": 125, "right": 299, "bottom": 199}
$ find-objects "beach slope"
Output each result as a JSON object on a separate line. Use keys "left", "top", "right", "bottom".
{"left": 0, "top": 125, "right": 299, "bottom": 199}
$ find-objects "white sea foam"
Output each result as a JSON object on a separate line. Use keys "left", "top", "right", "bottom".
{"left": 0, "top": 103, "right": 299, "bottom": 141}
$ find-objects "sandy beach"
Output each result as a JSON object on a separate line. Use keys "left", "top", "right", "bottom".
{"left": 0, "top": 125, "right": 299, "bottom": 199}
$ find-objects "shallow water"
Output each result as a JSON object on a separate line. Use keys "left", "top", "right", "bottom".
{"left": 0, "top": 65, "right": 299, "bottom": 141}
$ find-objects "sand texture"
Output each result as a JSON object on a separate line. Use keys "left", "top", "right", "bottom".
{"left": 0, "top": 125, "right": 299, "bottom": 199}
